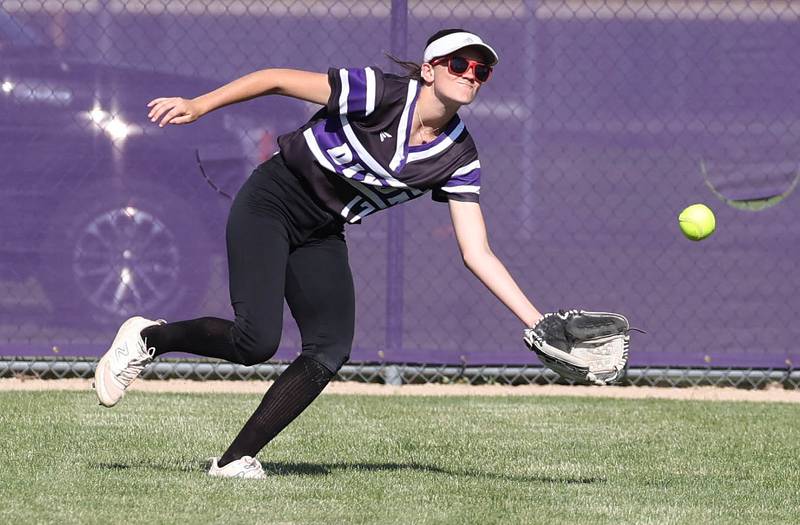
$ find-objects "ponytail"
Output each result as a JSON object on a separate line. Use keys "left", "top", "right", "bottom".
{"left": 384, "top": 53, "right": 422, "bottom": 81}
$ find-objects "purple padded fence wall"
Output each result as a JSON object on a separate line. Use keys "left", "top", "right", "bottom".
{"left": 1, "top": 2, "right": 798, "bottom": 368}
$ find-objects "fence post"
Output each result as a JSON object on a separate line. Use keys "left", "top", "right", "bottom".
{"left": 520, "top": 0, "right": 538, "bottom": 240}
{"left": 385, "top": 0, "right": 408, "bottom": 371}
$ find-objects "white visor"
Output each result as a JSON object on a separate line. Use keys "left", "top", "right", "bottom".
{"left": 423, "top": 32, "right": 499, "bottom": 66}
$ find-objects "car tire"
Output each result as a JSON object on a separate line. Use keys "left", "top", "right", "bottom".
{"left": 38, "top": 182, "right": 219, "bottom": 326}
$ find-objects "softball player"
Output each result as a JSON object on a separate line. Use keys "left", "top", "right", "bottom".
{"left": 94, "top": 29, "right": 543, "bottom": 479}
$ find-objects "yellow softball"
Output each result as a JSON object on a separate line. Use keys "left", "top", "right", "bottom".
{"left": 678, "top": 203, "right": 716, "bottom": 241}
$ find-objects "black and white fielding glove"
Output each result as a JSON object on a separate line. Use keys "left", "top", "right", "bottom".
{"left": 523, "top": 310, "right": 633, "bottom": 385}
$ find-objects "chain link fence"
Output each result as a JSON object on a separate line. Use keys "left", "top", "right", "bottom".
{"left": 1, "top": 0, "right": 798, "bottom": 387}
{"left": 3, "top": 357, "right": 800, "bottom": 389}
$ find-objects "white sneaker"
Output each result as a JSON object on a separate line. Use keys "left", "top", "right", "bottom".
{"left": 207, "top": 456, "right": 267, "bottom": 479}
{"left": 94, "top": 316, "right": 165, "bottom": 407}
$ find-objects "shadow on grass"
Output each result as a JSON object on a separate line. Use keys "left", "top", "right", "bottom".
{"left": 93, "top": 461, "right": 606, "bottom": 484}
{"left": 265, "top": 461, "right": 606, "bottom": 484}
{"left": 93, "top": 461, "right": 202, "bottom": 473}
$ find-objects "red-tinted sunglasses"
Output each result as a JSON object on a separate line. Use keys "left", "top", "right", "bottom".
{"left": 431, "top": 56, "right": 493, "bottom": 83}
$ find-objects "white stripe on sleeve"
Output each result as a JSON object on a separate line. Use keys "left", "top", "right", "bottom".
{"left": 441, "top": 185, "right": 480, "bottom": 194}
{"left": 338, "top": 69, "right": 349, "bottom": 115}
{"left": 365, "top": 67, "right": 376, "bottom": 116}
{"left": 452, "top": 160, "right": 481, "bottom": 176}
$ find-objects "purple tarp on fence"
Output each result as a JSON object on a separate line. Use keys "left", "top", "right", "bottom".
{"left": 1, "top": 3, "right": 798, "bottom": 367}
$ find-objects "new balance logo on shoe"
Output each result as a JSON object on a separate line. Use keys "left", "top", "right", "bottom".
{"left": 115, "top": 345, "right": 129, "bottom": 359}
{"left": 379, "top": 131, "right": 392, "bottom": 142}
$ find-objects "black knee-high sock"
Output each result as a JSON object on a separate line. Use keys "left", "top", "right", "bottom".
{"left": 141, "top": 317, "right": 237, "bottom": 361}
{"left": 218, "top": 355, "right": 334, "bottom": 467}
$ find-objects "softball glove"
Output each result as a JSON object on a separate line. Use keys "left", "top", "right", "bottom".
{"left": 523, "top": 310, "right": 632, "bottom": 385}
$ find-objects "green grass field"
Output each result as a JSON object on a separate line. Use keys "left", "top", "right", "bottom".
{"left": 0, "top": 390, "right": 798, "bottom": 524}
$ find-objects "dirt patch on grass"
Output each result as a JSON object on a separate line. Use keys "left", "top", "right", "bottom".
{"left": 1, "top": 378, "right": 798, "bottom": 403}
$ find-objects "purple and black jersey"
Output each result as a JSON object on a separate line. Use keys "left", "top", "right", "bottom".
{"left": 277, "top": 66, "right": 481, "bottom": 223}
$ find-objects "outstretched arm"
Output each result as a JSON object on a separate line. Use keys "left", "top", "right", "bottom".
{"left": 448, "top": 199, "right": 543, "bottom": 327}
{"left": 147, "top": 68, "right": 330, "bottom": 127}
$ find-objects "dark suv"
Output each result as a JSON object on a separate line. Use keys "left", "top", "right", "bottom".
{"left": 0, "top": 12, "right": 295, "bottom": 326}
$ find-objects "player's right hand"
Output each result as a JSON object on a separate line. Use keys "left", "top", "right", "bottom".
{"left": 147, "top": 97, "right": 203, "bottom": 127}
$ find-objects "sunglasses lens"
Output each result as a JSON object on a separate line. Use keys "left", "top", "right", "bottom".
{"left": 449, "top": 56, "right": 469, "bottom": 74}
{"left": 475, "top": 65, "right": 491, "bottom": 82}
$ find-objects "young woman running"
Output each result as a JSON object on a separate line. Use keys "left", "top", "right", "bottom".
{"left": 94, "top": 29, "right": 543, "bottom": 479}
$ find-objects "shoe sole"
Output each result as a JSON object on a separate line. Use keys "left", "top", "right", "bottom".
{"left": 94, "top": 316, "right": 145, "bottom": 408}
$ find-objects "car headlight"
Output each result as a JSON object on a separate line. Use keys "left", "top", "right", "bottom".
{"left": 2, "top": 77, "right": 72, "bottom": 106}
{"left": 86, "top": 106, "right": 141, "bottom": 142}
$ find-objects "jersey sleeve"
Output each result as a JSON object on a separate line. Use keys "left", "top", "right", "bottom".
{"left": 326, "top": 66, "right": 386, "bottom": 120}
{"left": 431, "top": 159, "right": 481, "bottom": 204}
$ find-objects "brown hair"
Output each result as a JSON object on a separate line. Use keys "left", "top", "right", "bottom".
{"left": 384, "top": 53, "right": 422, "bottom": 80}
{"left": 384, "top": 28, "right": 471, "bottom": 81}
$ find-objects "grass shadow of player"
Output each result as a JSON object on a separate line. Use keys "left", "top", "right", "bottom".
{"left": 93, "top": 461, "right": 606, "bottom": 484}
{"left": 264, "top": 461, "right": 607, "bottom": 484}
{"left": 92, "top": 460, "right": 206, "bottom": 473}
{"left": 263, "top": 461, "right": 443, "bottom": 476}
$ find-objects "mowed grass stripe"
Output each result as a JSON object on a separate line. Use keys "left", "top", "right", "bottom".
{"left": 0, "top": 391, "right": 797, "bottom": 524}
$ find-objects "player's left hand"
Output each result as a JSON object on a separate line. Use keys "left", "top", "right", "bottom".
{"left": 147, "top": 97, "right": 204, "bottom": 127}
{"left": 523, "top": 310, "right": 635, "bottom": 385}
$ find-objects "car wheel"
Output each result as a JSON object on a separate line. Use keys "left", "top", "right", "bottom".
{"left": 39, "top": 183, "right": 219, "bottom": 326}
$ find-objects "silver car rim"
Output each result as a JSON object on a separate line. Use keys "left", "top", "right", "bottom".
{"left": 72, "top": 206, "right": 180, "bottom": 316}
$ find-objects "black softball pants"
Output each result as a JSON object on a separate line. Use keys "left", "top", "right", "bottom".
{"left": 224, "top": 153, "right": 355, "bottom": 373}
{"left": 144, "top": 153, "right": 355, "bottom": 374}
